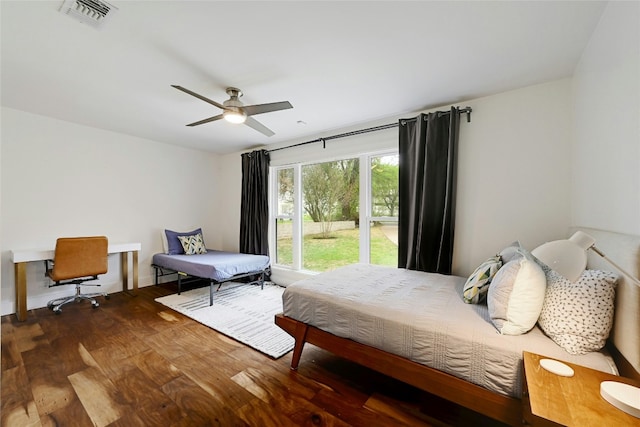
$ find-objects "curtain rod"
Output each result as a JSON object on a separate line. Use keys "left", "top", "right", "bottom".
{"left": 267, "top": 106, "right": 472, "bottom": 153}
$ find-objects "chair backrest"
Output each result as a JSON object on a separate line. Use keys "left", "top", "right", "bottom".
{"left": 49, "top": 236, "right": 108, "bottom": 281}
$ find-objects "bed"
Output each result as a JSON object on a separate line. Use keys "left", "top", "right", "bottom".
{"left": 275, "top": 227, "right": 640, "bottom": 426}
{"left": 152, "top": 250, "right": 270, "bottom": 305}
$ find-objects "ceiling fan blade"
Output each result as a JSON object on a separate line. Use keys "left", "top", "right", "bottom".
{"left": 244, "top": 116, "right": 275, "bottom": 137}
{"left": 242, "top": 101, "right": 293, "bottom": 117}
{"left": 186, "top": 114, "right": 224, "bottom": 127}
{"left": 172, "top": 85, "right": 227, "bottom": 110}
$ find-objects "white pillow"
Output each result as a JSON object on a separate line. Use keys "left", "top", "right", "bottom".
{"left": 487, "top": 255, "right": 546, "bottom": 335}
{"left": 538, "top": 269, "right": 617, "bottom": 355}
{"left": 161, "top": 229, "right": 169, "bottom": 253}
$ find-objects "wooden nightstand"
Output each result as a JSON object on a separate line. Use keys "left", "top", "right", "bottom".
{"left": 522, "top": 351, "right": 640, "bottom": 426}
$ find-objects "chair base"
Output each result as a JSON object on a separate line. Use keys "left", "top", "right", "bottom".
{"left": 47, "top": 286, "right": 109, "bottom": 314}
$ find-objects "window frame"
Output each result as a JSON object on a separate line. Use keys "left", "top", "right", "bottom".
{"left": 269, "top": 149, "right": 398, "bottom": 273}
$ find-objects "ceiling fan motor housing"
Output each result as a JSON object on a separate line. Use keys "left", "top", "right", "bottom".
{"left": 225, "top": 87, "right": 243, "bottom": 101}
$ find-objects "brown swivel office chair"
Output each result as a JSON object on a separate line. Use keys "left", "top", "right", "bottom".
{"left": 46, "top": 236, "right": 110, "bottom": 314}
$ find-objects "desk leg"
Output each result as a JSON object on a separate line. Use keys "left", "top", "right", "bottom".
{"left": 121, "top": 252, "right": 128, "bottom": 292}
{"left": 15, "top": 262, "right": 27, "bottom": 321}
{"left": 121, "top": 251, "right": 138, "bottom": 296}
{"left": 132, "top": 250, "right": 138, "bottom": 294}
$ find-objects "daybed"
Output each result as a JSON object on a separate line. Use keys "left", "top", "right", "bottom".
{"left": 275, "top": 228, "right": 640, "bottom": 426}
{"left": 152, "top": 228, "right": 270, "bottom": 305}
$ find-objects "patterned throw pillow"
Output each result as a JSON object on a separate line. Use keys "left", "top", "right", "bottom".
{"left": 463, "top": 255, "right": 502, "bottom": 304}
{"left": 538, "top": 269, "right": 617, "bottom": 355}
{"left": 177, "top": 233, "right": 207, "bottom": 255}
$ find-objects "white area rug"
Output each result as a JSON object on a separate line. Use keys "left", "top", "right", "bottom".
{"left": 155, "top": 282, "right": 294, "bottom": 359}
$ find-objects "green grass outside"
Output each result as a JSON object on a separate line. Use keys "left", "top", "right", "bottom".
{"left": 276, "top": 225, "right": 397, "bottom": 272}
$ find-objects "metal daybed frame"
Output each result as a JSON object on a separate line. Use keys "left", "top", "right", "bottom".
{"left": 152, "top": 264, "right": 266, "bottom": 306}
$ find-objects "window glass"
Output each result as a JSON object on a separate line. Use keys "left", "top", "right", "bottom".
{"left": 277, "top": 168, "right": 294, "bottom": 216}
{"left": 370, "top": 154, "right": 399, "bottom": 266}
{"left": 275, "top": 168, "right": 294, "bottom": 267}
{"left": 302, "top": 159, "right": 359, "bottom": 272}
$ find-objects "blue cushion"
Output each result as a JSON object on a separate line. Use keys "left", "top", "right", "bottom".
{"left": 165, "top": 228, "right": 202, "bottom": 255}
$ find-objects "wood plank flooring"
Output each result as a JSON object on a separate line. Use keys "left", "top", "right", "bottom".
{"left": 2, "top": 282, "right": 509, "bottom": 427}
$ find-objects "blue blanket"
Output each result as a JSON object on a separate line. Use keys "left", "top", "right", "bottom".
{"left": 152, "top": 250, "right": 269, "bottom": 282}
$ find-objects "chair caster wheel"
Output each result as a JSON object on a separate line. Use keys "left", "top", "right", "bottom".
{"left": 53, "top": 309, "right": 61, "bottom": 315}
{"left": 92, "top": 302, "right": 100, "bottom": 308}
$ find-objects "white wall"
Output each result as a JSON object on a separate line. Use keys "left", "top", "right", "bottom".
{"left": 455, "top": 79, "right": 573, "bottom": 273}
{"left": 218, "top": 79, "right": 574, "bottom": 282}
{"left": 217, "top": 150, "right": 242, "bottom": 253}
{"left": 572, "top": 1, "right": 640, "bottom": 236}
{"left": 1, "top": 107, "right": 221, "bottom": 314}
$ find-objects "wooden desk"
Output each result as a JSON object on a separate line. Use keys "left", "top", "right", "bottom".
{"left": 522, "top": 351, "right": 640, "bottom": 426}
{"left": 11, "top": 242, "right": 141, "bottom": 321}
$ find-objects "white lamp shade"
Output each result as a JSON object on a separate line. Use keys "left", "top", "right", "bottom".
{"left": 532, "top": 239, "right": 587, "bottom": 282}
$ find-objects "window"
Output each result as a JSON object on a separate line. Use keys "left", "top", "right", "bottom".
{"left": 367, "top": 154, "right": 399, "bottom": 266}
{"left": 274, "top": 168, "right": 294, "bottom": 267}
{"left": 271, "top": 151, "right": 398, "bottom": 273}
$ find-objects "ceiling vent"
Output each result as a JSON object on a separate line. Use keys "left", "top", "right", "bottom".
{"left": 59, "top": 0, "right": 118, "bottom": 29}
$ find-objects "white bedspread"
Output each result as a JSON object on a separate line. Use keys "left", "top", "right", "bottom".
{"left": 282, "top": 263, "right": 617, "bottom": 398}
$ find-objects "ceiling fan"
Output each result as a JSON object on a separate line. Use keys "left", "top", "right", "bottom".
{"left": 172, "top": 85, "right": 293, "bottom": 137}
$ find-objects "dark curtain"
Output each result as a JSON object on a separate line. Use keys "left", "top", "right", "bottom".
{"left": 398, "top": 108, "right": 460, "bottom": 274}
{"left": 240, "top": 149, "right": 270, "bottom": 256}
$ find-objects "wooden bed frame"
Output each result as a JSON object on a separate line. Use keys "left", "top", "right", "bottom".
{"left": 275, "top": 313, "right": 523, "bottom": 426}
{"left": 275, "top": 227, "right": 640, "bottom": 427}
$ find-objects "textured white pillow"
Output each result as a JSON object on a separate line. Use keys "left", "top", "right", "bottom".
{"left": 463, "top": 255, "right": 502, "bottom": 304}
{"left": 538, "top": 269, "right": 617, "bottom": 355}
{"left": 487, "top": 255, "right": 546, "bottom": 335}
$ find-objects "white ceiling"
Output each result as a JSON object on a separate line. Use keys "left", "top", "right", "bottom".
{"left": 1, "top": 1, "right": 607, "bottom": 154}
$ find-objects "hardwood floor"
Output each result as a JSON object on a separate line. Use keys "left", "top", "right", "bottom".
{"left": 2, "top": 282, "right": 509, "bottom": 427}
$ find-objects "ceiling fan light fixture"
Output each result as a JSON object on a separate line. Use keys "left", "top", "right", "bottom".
{"left": 223, "top": 109, "right": 247, "bottom": 124}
